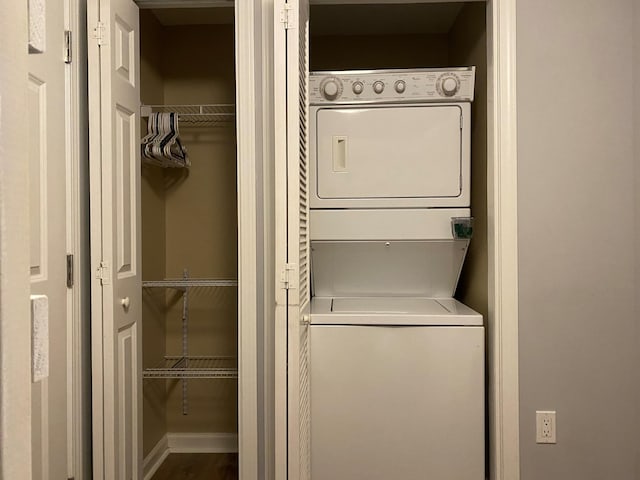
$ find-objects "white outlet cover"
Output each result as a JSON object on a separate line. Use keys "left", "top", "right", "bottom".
{"left": 536, "top": 410, "right": 557, "bottom": 444}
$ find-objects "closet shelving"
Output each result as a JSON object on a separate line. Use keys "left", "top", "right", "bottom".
{"left": 142, "top": 270, "right": 238, "bottom": 414}
{"left": 141, "top": 103, "right": 236, "bottom": 127}
{"left": 143, "top": 356, "right": 237, "bottom": 379}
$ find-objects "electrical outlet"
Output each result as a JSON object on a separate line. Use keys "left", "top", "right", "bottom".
{"left": 536, "top": 410, "right": 556, "bottom": 444}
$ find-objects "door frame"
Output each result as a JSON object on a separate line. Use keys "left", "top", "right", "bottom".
{"left": 85, "top": 0, "right": 262, "bottom": 477}
{"left": 236, "top": 0, "right": 263, "bottom": 478}
{"left": 0, "top": 1, "right": 31, "bottom": 478}
{"left": 64, "top": 0, "right": 91, "bottom": 480}
{"left": 65, "top": 0, "right": 91, "bottom": 478}
{"left": 269, "top": 1, "right": 521, "bottom": 479}
{"left": 486, "top": 1, "right": 520, "bottom": 479}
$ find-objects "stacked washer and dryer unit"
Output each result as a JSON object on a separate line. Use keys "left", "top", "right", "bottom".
{"left": 308, "top": 67, "right": 485, "bottom": 480}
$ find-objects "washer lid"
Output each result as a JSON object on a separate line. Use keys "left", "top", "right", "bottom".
{"left": 311, "top": 240, "right": 469, "bottom": 298}
{"left": 310, "top": 296, "right": 483, "bottom": 326}
{"left": 332, "top": 297, "right": 449, "bottom": 315}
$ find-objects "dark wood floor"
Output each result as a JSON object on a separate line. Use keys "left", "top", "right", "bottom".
{"left": 151, "top": 453, "right": 238, "bottom": 480}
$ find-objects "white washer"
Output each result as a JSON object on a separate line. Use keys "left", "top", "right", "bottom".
{"left": 310, "top": 297, "right": 484, "bottom": 480}
{"left": 310, "top": 242, "right": 485, "bottom": 480}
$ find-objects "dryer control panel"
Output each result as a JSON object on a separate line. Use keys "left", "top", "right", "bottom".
{"left": 310, "top": 67, "right": 475, "bottom": 104}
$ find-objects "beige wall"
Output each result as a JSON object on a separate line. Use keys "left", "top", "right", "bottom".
{"left": 517, "top": 1, "right": 640, "bottom": 478}
{"left": 162, "top": 24, "right": 238, "bottom": 434}
{"left": 140, "top": 9, "right": 168, "bottom": 457}
{"left": 310, "top": 34, "right": 449, "bottom": 71}
{"left": 139, "top": 21, "right": 238, "bottom": 435}
{"left": 449, "top": 3, "right": 488, "bottom": 320}
{"left": 310, "top": 10, "right": 489, "bottom": 317}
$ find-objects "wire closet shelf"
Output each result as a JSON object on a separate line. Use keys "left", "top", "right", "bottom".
{"left": 142, "top": 270, "right": 238, "bottom": 403}
{"left": 142, "top": 278, "right": 238, "bottom": 289}
{"left": 143, "top": 356, "right": 237, "bottom": 379}
{"left": 141, "top": 103, "right": 235, "bottom": 128}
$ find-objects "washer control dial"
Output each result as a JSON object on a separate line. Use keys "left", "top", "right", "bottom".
{"left": 373, "top": 81, "right": 385, "bottom": 94}
{"left": 352, "top": 81, "right": 364, "bottom": 95}
{"left": 438, "top": 74, "right": 460, "bottom": 97}
{"left": 394, "top": 80, "right": 406, "bottom": 93}
{"left": 320, "top": 77, "right": 343, "bottom": 100}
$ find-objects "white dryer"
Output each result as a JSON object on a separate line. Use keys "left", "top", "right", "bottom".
{"left": 309, "top": 67, "right": 475, "bottom": 209}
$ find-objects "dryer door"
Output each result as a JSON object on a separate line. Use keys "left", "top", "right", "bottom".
{"left": 313, "top": 103, "right": 468, "bottom": 208}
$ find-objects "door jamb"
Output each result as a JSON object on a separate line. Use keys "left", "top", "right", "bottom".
{"left": 487, "top": 0, "right": 520, "bottom": 479}
{"left": 236, "top": 0, "right": 262, "bottom": 478}
{"left": 268, "top": 0, "right": 522, "bottom": 478}
{"left": 86, "top": 0, "right": 106, "bottom": 476}
{"left": 0, "top": 3, "right": 31, "bottom": 478}
{"left": 65, "top": 0, "right": 90, "bottom": 478}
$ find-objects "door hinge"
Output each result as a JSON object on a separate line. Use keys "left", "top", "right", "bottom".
{"left": 92, "top": 21, "right": 106, "bottom": 46}
{"left": 280, "top": 263, "right": 298, "bottom": 290}
{"left": 97, "top": 261, "right": 110, "bottom": 286}
{"left": 66, "top": 254, "right": 74, "bottom": 288}
{"left": 64, "top": 30, "right": 72, "bottom": 63}
{"left": 280, "top": 3, "right": 297, "bottom": 30}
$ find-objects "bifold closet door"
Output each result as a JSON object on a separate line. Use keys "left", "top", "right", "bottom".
{"left": 28, "top": 1, "right": 69, "bottom": 478}
{"left": 88, "top": 0, "right": 142, "bottom": 479}
{"left": 274, "top": 0, "right": 311, "bottom": 479}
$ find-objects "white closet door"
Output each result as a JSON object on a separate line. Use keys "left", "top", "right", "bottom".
{"left": 274, "top": 0, "right": 311, "bottom": 479}
{"left": 88, "top": 0, "right": 142, "bottom": 479}
{"left": 28, "top": 2, "right": 68, "bottom": 478}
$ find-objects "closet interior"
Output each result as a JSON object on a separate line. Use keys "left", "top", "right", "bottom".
{"left": 310, "top": 0, "right": 489, "bottom": 329}
{"left": 139, "top": 6, "right": 239, "bottom": 479}
{"left": 308, "top": 1, "right": 490, "bottom": 474}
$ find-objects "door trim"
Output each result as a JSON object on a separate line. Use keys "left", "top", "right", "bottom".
{"left": 268, "top": 0, "right": 522, "bottom": 478}
{"left": 0, "top": 2, "right": 31, "bottom": 478}
{"left": 86, "top": 0, "right": 106, "bottom": 476}
{"left": 487, "top": 0, "right": 520, "bottom": 479}
{"left": 65, "top": 0, "right": 90, "bottom": 478}
{"left": 236, "top": 0, "right": 261, "bottom": 478}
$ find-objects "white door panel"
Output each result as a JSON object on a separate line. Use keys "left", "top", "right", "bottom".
{"left": 274, "top": 0, "right": 311, "bottom": 478}
{"left": 311, "top": 325, "right": 485, "bottom": 480}
{"left": 88, "top": 0, "right": 142, "bottom": 478}
{"left": 28, "top": 3, "right": 68, "bottom": 478}
{"left": 316, "top": 105, "right": 463, "bottom": 199}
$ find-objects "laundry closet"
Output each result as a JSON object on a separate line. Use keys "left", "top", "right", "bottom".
{"left": 293, "top": 2, "right": 490, "bottom": 479}
{"left": 308, "top": 1, "right": 489, "bottom": 319}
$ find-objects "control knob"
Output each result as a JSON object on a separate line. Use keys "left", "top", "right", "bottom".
{"left": 352, "top": 81, "right": 364, "bottom": 95}
{"left": 322, "top": 80, "right": 340, "bottom": 100}
{"left": 321, "top": 77, "right": 342, "bottom": 100}
{"left": 373, "top": 81, "right": 385, "bottom": 94}
{"left": 394, "top": 80, "right": 406, "bottom": 93}
{"left": 441, "top": 77, "right": 460, "bottom": 97}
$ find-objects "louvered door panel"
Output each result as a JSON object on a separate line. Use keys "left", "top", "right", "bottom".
{"left": 285, "top": 1, "right": 311, "bottom": 479}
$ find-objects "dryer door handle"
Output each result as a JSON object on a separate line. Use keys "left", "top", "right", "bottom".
{"left": 333, "top": 136, "right": 347, "bottom": 172}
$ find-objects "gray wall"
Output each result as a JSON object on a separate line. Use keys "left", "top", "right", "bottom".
{"left": 517, "top": 1, "right": 640, "bottom": 478}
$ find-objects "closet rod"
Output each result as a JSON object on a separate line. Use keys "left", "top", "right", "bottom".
{"left": 141, "top": 104, "right": 235, "bottom": 126}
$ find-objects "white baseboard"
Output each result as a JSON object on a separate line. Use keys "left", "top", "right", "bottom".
{"left": 167, "top": 432, "right": 239, "bottom": 453}
{"left": 143, "top": 434, "right": 170, "bottom": 480}
{"left": 143, "top": 432, "right": 238, "bottom": 478}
